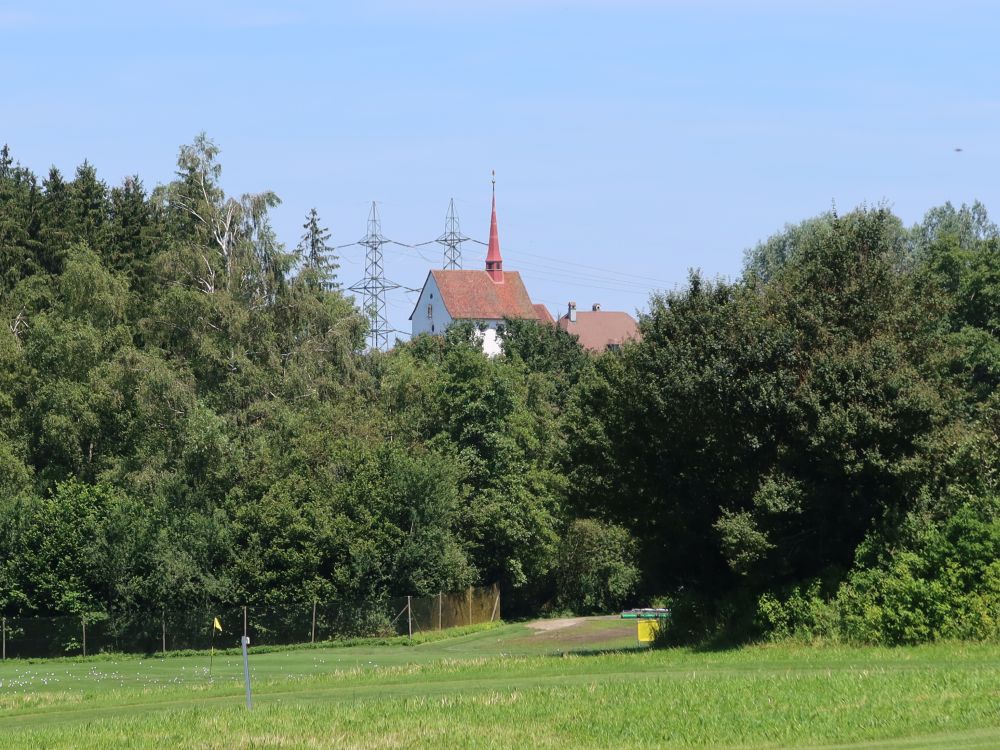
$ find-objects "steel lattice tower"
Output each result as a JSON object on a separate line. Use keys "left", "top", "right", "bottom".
{"left": 349, "top": 202, "right": 399, "bottom": 351}
{"left": 436, "top": 198, "right": 466, "bottom": 270}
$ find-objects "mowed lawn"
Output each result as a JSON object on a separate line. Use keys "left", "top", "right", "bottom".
{"left": 1, "top": 618, "right": 999, "bottom": 749}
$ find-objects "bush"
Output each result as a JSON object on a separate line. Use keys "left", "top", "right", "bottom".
{"left": 755, "top": 580, "right": 839, "bottom": 643}
{"left": 836, "top": 502, "right": 1000, "bottom": 644}
{"left": 554, "top": 519, "right": 639, "bottom": 614}
{"left": 754, "top": 499, "right": 1000, "bottom": 645}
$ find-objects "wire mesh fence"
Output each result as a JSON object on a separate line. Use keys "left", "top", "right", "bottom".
{"left": 389, "top": 584, "right": 501, "bottom": 637}
{"left": 0, "top": 584, "right": 500, "bottom": 660}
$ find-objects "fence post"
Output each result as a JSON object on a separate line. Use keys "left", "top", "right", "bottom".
{"left": 311, "top": 601, "right": 317, "bottom": 644}
{"left": 241, "top": 635, "right": 253, "bottom": 711}
{"left": 82, "top": 616, "right": 87, "bottom": 657}
{"left": 438, "top": 592, "right": 442, "bottom": 631}
{"left": 406, "top": 595, "right": 412, "bottom": 640}
{"left": 161, "top": 609, "right": 167, "bottom": 655}
{"left": 491, "top": 586, "right": 500, "bottom": 622}
{"left": 467, "top": 586, "right": 473, "bottom": 626}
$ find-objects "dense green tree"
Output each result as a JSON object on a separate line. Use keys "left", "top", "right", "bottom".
{"left": 384, "top": 330, "right": 565, "bottom": 599}
{"left": 38, "top": 167, "right": 73, "bottom": 274}
{"left": 0, "top": 145, "right": 42, "bottom": 289}
{"left": 163, "top": 133, "right": 291, "bottom": 304}
{"left": 106, "top": 176, "right": 161, "bottom": 295}
{"left": 4, "top": 481, "right": 153, "bottom": 616}
{"left": 743, "top": 211, "right": 834, "bottom": 282}
{"left": 555, "top": 519, "right": 639, "bottom": 614}
{"left": 572, "top": 208, "right": 958, "bottom": 611}
{"left": 69, "top": 161, "right": 108, "bottom": 253}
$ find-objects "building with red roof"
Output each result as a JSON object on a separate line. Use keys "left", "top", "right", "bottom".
{"left": 556, "top": 302, "right": 639, "bottom": 352}
{"left": 410, "top": 184, "right": 547, "bottom": 355}
{"left": 410, "top": 181, "right": 637, "bottom": 355}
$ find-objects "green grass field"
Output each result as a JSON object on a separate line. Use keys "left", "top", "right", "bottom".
{"left": 2, "top": 618, "right": 999, "bottom": 749}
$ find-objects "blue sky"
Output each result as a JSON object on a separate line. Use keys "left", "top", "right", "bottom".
{"left": 3, "top": 1, "right": 998, "bottom": 337}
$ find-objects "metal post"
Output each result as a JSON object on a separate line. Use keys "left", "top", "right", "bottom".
{"left": 438, "top": 592, "right": 443, "bottom": 631}
{"left": 241, "top": 635, "right": 253, "bottom": 710}
{"left": 311, "top": 601, "right": 317, "bottom": 644}
{"left": 82, "top": 617, "right": 87, "bottom": 657}
{"left": 406, "top": 595, "right": 412, "bottom": 640}
{"left": 243, "top": 606, "right": 247, "bottom": 638}
{"left": 161, "top": 609, "right": 166, "bottom": 654}
{"left": 2, "top": 616, "right": 5, "bottom": 660}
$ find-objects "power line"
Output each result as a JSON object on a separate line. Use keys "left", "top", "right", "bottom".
{"left": 383, "top": 241, "right": 439, "bottom": 267}
{"left": 469, "top": 238, "right": 675, "bottom": 287}
{"left": 507, "top": 258, "right": 659, "bottom": 291}
{"left": 382, "top": 237, "right": 658, "bottom": 294}
{"left": 513, "top": 270, "right": 657, "bottom": 296}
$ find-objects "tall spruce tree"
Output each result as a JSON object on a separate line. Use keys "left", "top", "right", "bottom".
{"left": 0, "top": 145, "right": 42, "bottom": 288}
{"left": 69, "top": 160, "right": 108, "bottom": 253}
{"left": 296, "top": 207, "right": 339, "bottom": 290}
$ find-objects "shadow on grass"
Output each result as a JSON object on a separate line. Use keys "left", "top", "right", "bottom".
{"left": 546, "top": 645, "right": 651, "bottom": 659}
{"left": 651, "top": 627, "right": 761, "bottom": 654}
{"left": 549, "top": 635, "right": 757, "bottom": 659}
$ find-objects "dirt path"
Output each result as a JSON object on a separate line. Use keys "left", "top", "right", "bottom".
{"left": 526, "top": 617, "right": 588, "bottom": 632}
{"left": 515, "top": 616, "right": 634, "bottom": 651}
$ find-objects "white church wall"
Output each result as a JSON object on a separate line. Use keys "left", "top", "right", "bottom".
{"left": 410, "top": 274, "right": 454, "bottom": 338}
{"left": 476, "top": 322, "right": 503, "bottom": 357}
{"left": 409, "top": 273, "right": 504, "bottom": 357}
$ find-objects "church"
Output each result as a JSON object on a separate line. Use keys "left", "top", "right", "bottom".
{"left": 409, "top": 186, "right": 550, "bottom": 355}
{"left": 409, "top": 184, "right": 639, "bottom": 355}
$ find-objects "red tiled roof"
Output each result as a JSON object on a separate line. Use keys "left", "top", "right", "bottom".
{"left": 427, "top": 270, "right": 539, "bottom": 321}
{"left": 533, "top": 303, "right": 554, "bottom": 323}
{"left": 557, "top": 310, "right": 639, "bottom": 351}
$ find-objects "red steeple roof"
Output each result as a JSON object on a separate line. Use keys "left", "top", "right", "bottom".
{"left": 485, "top": 173, "right": 503, "bottom": 282}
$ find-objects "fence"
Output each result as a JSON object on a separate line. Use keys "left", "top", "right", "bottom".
{"left": 0, "top": 584, "right": 500, "bottom": 660}
{"left": 390, "top": 584, "right": 501, "bottom": 638}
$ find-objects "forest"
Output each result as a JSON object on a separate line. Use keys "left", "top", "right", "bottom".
{"left": 1, "top": 136, "right": 998, "bottom": 645}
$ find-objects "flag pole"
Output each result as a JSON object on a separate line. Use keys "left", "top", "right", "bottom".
{"left": 209, "top": 616, "right": 222, "bottom": 681}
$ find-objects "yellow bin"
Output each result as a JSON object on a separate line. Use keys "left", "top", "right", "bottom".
{"left": 637, "top": 619, "right": 660, "bottom": 644}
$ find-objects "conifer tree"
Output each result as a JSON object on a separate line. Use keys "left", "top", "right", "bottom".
{"left": 39, "top": 167, "right": 73, "bottom": 273}
{"left": 107, "top": 176, "right": 151, "bottom": 279}
{"left": 296, "top": 207, "right": 339, "bottom": 290}
{"left": 69, "top": 160, "right": 108, "bottom": 252}
{"left": 0, "top": 145, "right": 42, "bottom": 288}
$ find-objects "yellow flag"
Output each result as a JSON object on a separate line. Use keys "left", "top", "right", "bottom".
{"left": 213, "top": 617, "right": 222, "bottom": 633}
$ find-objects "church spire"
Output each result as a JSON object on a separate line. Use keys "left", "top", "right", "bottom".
{"left": 485, "top": 170, "right": 503, "bottom": 282}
